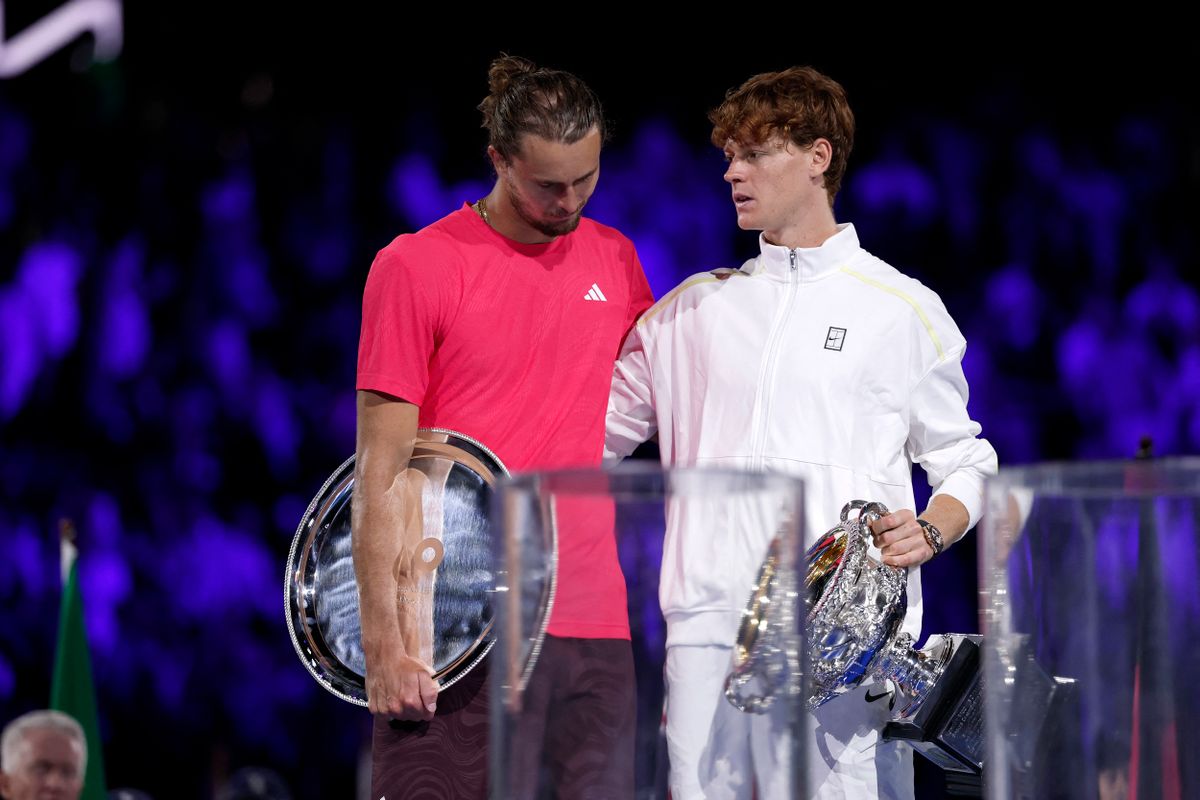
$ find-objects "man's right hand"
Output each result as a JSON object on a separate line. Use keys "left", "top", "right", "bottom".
{"left": 365, "top": 642, "right": 439, "bottom": 721}
{"left": 353, "top": 393, "right": 437, "bottom": 721}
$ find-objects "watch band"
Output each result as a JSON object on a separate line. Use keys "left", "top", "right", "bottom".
{"left": 917, "top": 518, "right": 944, "bottom": 556}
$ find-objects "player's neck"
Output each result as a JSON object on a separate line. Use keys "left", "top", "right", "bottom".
{"left": 478, "top": 185, "right": 556, "bottom": 245}
{"left": 763, "top": 204, "right": 839, "bottom": 250}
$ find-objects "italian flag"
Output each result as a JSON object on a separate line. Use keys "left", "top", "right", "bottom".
{"left": 50, "top": 521, "right": 107, "bottom": 800}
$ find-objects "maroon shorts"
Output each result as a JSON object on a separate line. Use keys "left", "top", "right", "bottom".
{"left": 371, "top": 636, "right": 636, "bottom": 799}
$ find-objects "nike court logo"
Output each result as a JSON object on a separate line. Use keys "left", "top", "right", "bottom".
{"left": 865, "top": 687, "right": 893, "bottom": 703}
{"left": 584, "top": 283, "right": 608, "bottom": 302}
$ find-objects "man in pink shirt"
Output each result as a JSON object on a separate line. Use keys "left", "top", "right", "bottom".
{"left": 354, "top": 55, "right": 654, "bottom": 798}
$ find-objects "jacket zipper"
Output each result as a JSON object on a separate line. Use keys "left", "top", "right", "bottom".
{"left": 749, "top": 249, "right": 799, "bottom": 468}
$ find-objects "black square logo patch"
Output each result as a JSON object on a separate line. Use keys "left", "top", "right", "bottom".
{"left": 825, "top": 327, "right": 847, "bottom": 351}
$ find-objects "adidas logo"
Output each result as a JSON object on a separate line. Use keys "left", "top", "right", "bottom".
{"left": 584, "top": 283, "right": 608, "bottom": 302}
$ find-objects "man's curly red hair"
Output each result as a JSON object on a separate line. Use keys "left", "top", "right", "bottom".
{"left": 710, "top": 66, "right": 855, "bottom": 206}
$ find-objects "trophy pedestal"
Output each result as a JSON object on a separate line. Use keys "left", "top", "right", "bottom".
{"left": 980, "top": 459, "right": 1200, "bottom": 799}
{"left": 883, "top": 634, "right": 984, "bottom": 775}
{"left": 494, "top": 466, "right": 808, "bottom": 798}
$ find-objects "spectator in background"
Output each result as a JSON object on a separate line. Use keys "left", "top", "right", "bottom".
{"left": 0, "top": 710, "right": 86, "bottom": 800}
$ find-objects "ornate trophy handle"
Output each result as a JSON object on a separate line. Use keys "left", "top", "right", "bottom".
{"left": 839, "top": 500, "right": 907, "bottom": 580}
{"left": 840, "top": 500, "right": 890, "bottom": 534}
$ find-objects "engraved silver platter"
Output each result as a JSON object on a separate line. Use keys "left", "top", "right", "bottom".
{"left": 285, "top": 429, "right": 528, "bottom": 706}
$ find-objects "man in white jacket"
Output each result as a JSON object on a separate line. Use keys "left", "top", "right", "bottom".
{"left": 605, "top": 66, "right": 998, "bottom": 798}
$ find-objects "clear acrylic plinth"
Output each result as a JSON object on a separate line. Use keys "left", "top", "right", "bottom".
{"left": 488, "top": 463, "right": 806, "bottom": 799}
{"left": 980, "top": 458, "right": 1200, "bottom": 799}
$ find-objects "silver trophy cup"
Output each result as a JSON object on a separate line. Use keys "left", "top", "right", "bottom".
{"left": 728, "top": 500, "right": 984, "bottom": 776}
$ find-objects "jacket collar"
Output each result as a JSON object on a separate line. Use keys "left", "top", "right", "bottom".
{"left": 751, "top": 222, "right": 860, "bottom": 281}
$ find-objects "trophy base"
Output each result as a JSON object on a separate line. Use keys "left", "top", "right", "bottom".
{"left": 883, "top": 634, "right": 983, "bottom": 775}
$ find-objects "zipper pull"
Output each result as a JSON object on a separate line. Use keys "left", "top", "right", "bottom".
{"left": 789, "top": 250, "right": 797, "bottom": 271}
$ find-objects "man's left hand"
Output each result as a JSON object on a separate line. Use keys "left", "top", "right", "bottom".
{"left": 867, "top": 509, "right": 934, "bottom": 568}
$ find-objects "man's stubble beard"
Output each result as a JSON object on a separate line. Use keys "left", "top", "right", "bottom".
{"left": 506, "top": 182, "right": 585, "bottom": 238}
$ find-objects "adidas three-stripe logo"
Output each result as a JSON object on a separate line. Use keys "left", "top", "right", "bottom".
{"left": 584, "top": 283, "right": 608, "bottom": 302}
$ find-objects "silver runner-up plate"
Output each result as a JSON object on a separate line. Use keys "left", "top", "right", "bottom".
{"left": 284, "top": 429, "right": 522, "bottom": 706}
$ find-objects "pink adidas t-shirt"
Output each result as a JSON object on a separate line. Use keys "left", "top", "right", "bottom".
{"left": 358, "top": 204, "right": 654, "bottom": 639}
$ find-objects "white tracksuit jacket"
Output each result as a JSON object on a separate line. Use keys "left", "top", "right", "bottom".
{"left": 605, "top": 223, "right": 998, "bottom": 650}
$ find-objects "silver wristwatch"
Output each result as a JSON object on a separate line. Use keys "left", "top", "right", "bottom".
{"left": 917, "top": 518, "right": 944, "bottom": 556}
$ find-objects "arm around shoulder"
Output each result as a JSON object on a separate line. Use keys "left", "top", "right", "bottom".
{"left": 604, "top": 324, "right": 658, "bottom": 464}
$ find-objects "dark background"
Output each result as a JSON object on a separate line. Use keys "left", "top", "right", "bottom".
{"left": 2, "top": 7, "right": 1197, "bottom": 798}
